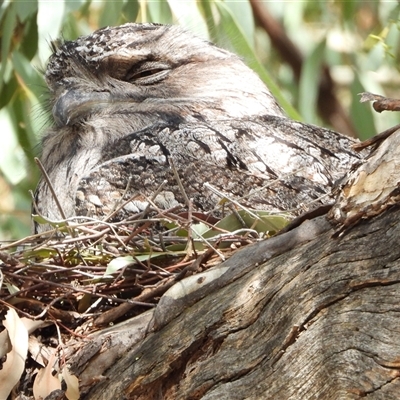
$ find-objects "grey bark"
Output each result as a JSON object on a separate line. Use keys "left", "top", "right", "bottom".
{"left": 69, "top": 201, "right": 400, "bottom": 399}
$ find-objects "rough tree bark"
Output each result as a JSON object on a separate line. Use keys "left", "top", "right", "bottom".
{"left": 68, "top": 129, "right": 400, "bottom": 400}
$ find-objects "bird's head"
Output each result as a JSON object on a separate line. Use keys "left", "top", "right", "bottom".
{"left": 45, "top": 23, "right": 283, "bottom": 132}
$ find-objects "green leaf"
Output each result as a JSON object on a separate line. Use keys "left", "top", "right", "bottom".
{"left": 0, "top": 75, "right": 17, "bottom": 109}
{"left": 0, "top": 3, "right": 16, "bottom": 94}
{"left": 167, "top": 0, "right": 208, "bottom": 39}
{"left": 12, "top": 50, "right": 42, "bottom": 102}
{"left": 64, "top": 0, "right": 86, "bottom": 13}
{"left": 214, "top": 1, "right": 301, "bottom": 121}
{"left": 0, "top": 107, "right": 28, "bottom": 185}
{"left": 191, "top": 222, "right": 209, "bottom": 238}
{"left": 5, "top": 283, "right": 20, "bottom": 295}
{"left": 106, "top": 256, "right": 134, "bottom": 275}
{"left": 202, "top": 210, "right": 289, "bottom": 239}
{"left": 31, "top": 214, "right": 68, "bottom": 228}
{"left": 105, "top": 251, "right": 186, "bottom": 275}
{"left": 146, "top": 1, "right": 173, "bottom": 25}
{"left": 350, "top": 74, "right": 377, "bottom": 140}
{"left": 298, "top": 39, "right": 326, "bottom": 124}
{"left": 198, "top": 0, "right": 217, "bottom": 40}
{"left": 99, "top": 2, "right": 125, "bottom": 27}
{"left": 239, "top": 211, "right": 289, "bottom": 234}
{"left": 222, "top": 1, "right": 254, "bottom": 45}
{"left": 203, "top": 213, "right": 244, "bottom": 238}
{"left": 14, "top": 0, "right": 37, "bottom": 22}
{"left": 21, "top": 15, "right": 39, "bottom": 60}
{"left": 21, "top": 247, "right": 58, "bottom": 260}
{"left": 37, "top": 0, "right": 66, "bottom": 63}
{"left": 340, "top": 0, "right": 358, "bottom": 23}
{"left": 122, "top": 0, "right": 139, "bottom": 22}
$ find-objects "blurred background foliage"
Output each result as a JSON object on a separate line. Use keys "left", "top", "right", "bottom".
{"left": 1, "top": 0, "right": 400, "bottom": 239}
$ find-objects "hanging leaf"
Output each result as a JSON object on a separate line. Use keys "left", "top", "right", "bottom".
{"left": 63, "top": 366, "right": 80, "bottom": 400}
{"left": 0, "top": 308, "right": 29, "bottom": 400}
{"left": 33, "top": 349, "right": 62, "bottom": 399}
{"left": 298, "top": 39, "right": 326, "bottom": 124}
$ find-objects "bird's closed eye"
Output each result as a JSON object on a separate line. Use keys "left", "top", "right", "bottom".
{"left": 125, "top": 62, "right": 170, "bottom": 85}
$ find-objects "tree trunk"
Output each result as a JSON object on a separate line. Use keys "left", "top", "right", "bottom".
{"left": 69, "top": 132, "right": 400, "bottom": 399}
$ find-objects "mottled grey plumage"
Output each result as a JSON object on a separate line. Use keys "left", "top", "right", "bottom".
{"left": 34, "top": 23, "right": 362, "bottom": 232}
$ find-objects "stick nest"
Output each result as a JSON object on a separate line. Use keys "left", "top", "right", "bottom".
{"left": 1, "top": 205, "right": 288, "bottom": 333}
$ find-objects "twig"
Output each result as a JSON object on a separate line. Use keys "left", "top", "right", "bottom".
{"left": 103, "top": 176, "right": 133, "bottom": 222}
{"left": 94, "top": 276, "right": 176, "bottom": 326}
{"left": 34, "top": 157, "right": 67, "bottom": 222}
{"left": 169, "top": 159, "right": 191, "bottom": 207}
{"left": 352, "top": 123, "right": 400, "bottom": 151}
{"left": 2, "top": 272, "right": 155, "bottom": 307}
{"left": 204, "top": 182, "right": 262, "bottom": 221}
{"left": 191, "top": 224, "right": 225, "bottom": 261}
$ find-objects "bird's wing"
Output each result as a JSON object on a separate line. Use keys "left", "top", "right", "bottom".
{"left": 75, "top": 116, "right": 362, "bottom": 222}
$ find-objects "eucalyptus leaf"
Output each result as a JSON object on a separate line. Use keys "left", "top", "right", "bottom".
{"left": 122, "top": 0, "right": 139, "bottom": 22}
{"left": 21, "top": 247, "right": 58, "bottom": 260}
{"left": 0, "top": 107, "right": 28, "bottom": 185}
{"left": 0, "top": 3, "right": 16, "bottom": 94}
{"left": 5, "top": 283, "right": 20, "bottom": 295}
{"left": 147, "top": 1, "right": 173, "bottom": 25}
{"left": 105, "top": 251, "right": 186, "bottom": 275}
{"left": 191, "top": 222, "right": 210, "bottom": 239}
{"left": 31, "top": 214, "right": 68, "bottom": 228}
{"left": 14, "top": 0, "right": 37, "bottom": 23}
{"left": 298, "top": 39, "right": 326, "bottom": 124}
{"left": 37, "top": 0, "right": 66, "bottom": 63}
{"left": 202, "top": 210, "right": 289, "bottom": 239}
{"left": 167, "top": 0, "right": 208, "bottom": 39}
{"left": 99, "top": 2, "right": 125, "bottom": 27}
{"left": 214, "top": 1, "right": 301, "bottom": 121}
{"left": 349, "top": 74, "right": 377, "bottom": 140}
{"left": 222, "top": 1, "right": 254, "bottom": 45}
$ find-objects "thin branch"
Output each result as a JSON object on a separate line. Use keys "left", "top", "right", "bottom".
{"left": 34, "top": 157, "right": 67, "bottom": 221}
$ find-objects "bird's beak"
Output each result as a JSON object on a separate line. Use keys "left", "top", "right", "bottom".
{"left": 53, "top": 89, "right": 114, "bottom": 127}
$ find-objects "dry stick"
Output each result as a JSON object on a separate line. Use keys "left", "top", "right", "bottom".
{"left": 175, "top": 247, "right": 216, "bottom": 280}
{"left": 190, "top": 215, "right": 230, "bottom": 234}
{"left": 34, "top": 157, "right": 67, "bottom": 222}
{"left": 228, "top": 203, "right": 247, "bottom": 228}
{"left": 103, "top": 177, "right": 165, "bottom": 223}
{"left": 94, "top": 276, "right": 176, "bottom": 326}
{"left": 0, "top": 298, "right": 45, "bottom": 320}
{"left": 204, "top": 182, "right": 262, "bottom": 221}
{"left": 353, "top": 93, "right": 400, "bottom": 150}
{"left": 123, "top": 220, "right": 153, "bottom": 245}
{"left": 2, "top": 272, "right": 154, "bottom": 307}
{"left": 359, "top": 91, "right": 400, "bottom": 113}
{"left": 31, "top": 293, "right": 73, "bottom": 320}
{"left": 28, "top": 262, "right": 100, "bottom": 279}
{"left": 34, "top": 157, "right": 81, "bottom": 242}
{"left": 0, "top": 250, "right": 19, "bottom": 266}
{"left": 231, "top": 167, "right": 305, "bottom": 208}
{"left": 222, "top": 166, "right": 328, "bottom": 217}
{"left": 141, "top": 179, "right": 168, "bottom": 219}
{"left": 122, "top": 180, "right": 169, "bottom": 245}
{"left": 190, "top": 224, "right": 225, "bottom": 261}
{"left": 94, "top": 224, "right": 129, "bottom": 251}
{"left": 103, "top": 176, "right": 133, "bottom": 222}
{"left": 169, "top": 158, "right": 196, "bottom": 259}
{"left": 186, "top": 199, "right": 195, "bottom": 260}
{"left": 146, "top": 165, "right": 226, "bottom": 260}
{"left": 169, "top": 159, "right": 190, "bottom": 207}
{"left": 352, "top": 123, "right": 400, "bottom": 151}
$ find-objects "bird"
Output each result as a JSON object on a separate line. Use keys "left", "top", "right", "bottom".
{"left": 34, "top": 23, "right": 362, "bottom": 233}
